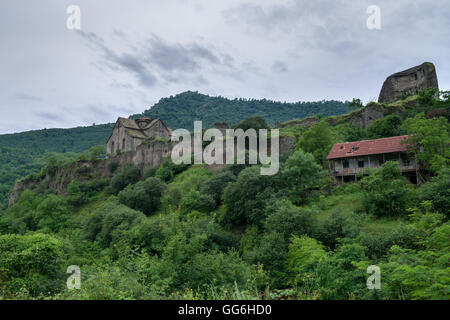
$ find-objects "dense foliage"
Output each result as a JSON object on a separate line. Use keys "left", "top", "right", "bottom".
{"left": 133, "top": 91, "right": 349, "bottom": 130}
{"left": 0, "top": 92, "right": 349, "bottom": 209}
{"left": 0, "top": 89, "right": 449, "bottom": 300}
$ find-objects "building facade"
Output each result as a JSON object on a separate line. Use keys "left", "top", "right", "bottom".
{"left": 327, "top": 135, "right": 421, "bottom": 184}
{"left": 106, "top": 117, "right": 171, "bottom": 156}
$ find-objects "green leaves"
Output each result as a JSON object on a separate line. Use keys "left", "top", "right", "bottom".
{"left": 281, "top": 149, "right": 326, "bottom": 204}
{"left": 402, "top": 113, "right": 450, "bottom": 173}
{"left": 118, "top": 177, "right": 166, "bottom": 216}
{"left": 360, "top": 161, "right": 414, "bottom": 217}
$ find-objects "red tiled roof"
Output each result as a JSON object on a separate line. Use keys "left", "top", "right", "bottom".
{"left": 327, "top": 135, "right": 409, "bottom": 160}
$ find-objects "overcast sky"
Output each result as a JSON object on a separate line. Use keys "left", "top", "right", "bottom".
{"left": 1, "top": 0, "right": 449, "bottom": 134}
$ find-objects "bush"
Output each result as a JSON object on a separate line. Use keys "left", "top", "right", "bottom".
{"left": 366, "top": 115, "right": 402, "bottom": 139}
{"left": 185, "top": 251, "right": 258, "bottom": 291}
{"left": 285, "top": 236, "right": 327, "bottom": 286}
{"left": 155, "top": 158, "right": 189, "bottom": 182}
{"left": 66, "top": 180, "right": 87, "bottom": 206}
{"left": 118, "top": 177, "right": 166, "bottom": 215}
{"left": 281, "top": 149, "right": 325, "bottom": 204}
{"left": 314, "top": 209, "right": 360, "bottom": 249}
{"left": 264, "top": 201, "right": 314, "bottom": 241}
{"left": 111, "top": 165, "right": 141, "bottom": 194}
{"left": 223, "top": 166, "right": 278, "bottom": 227}
{"left": 144, "top": 166, "right": 158, "bottom": 179}
{"left": 418, "top": 168, "right": 450, "bottom": 215}
{"left": 313, "top": 243, "right": 367, "bottom": 299}
{"left": 296, "top": 121, "right": 333, "bottom": 165}
{"left": 0, "top": 233, "right": 66, "bottom": 297}
{"left": 180, "top": 190, "right": 216, "bottom": 215}
{"left": 199, "top": 171, "right": 236, "bottom": 205}
{"left": 84, "top": 198, "right": 146, "bottom": 248}
{"left": 107, "top": 160, "right": 120, "bottom": 174}
{"left": 360, "top": 161, "right": 414, "bottom": 217}
{"left": 35, "top": 194, "right": 69, "bottom": 232}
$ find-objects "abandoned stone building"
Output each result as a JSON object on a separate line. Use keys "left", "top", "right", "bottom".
{"left": 327, "top": 135, "right": 421, "bottom": 184}
{"left": 378, "top": 62, "right": 439, "bottom": 103}
{"left": 106, "top": 117, "right": 171, "bottom": 156}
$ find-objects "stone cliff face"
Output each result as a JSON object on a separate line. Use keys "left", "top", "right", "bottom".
{"left": 114, "top": 139, "right": 173, "bottom": 172}
{"left": 275, "top": 116, "right": 320, "bottom": 129}
{"left": 378, "top": 62, "right": 439, "bottom": 103}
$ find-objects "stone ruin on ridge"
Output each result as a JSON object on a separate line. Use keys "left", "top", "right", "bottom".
{"left": 378, "top": 62, "right": 439, "bottom": 103}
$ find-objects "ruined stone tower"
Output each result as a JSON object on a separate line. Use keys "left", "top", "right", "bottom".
{"left": 378, "top": 62, "right": 439, "bottom": 103}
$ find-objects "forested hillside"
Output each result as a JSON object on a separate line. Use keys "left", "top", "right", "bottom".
{"left": 132, "top": 91, "right": 350, "bottom": 130}
{"left": 0, "top": 124, "right": 114, "bottom": 209}
{"left": 0, "top": 92, "right": 349, "bottom": 209}
{"left": 0, "top": 88, "right": 448, "bottom": 300}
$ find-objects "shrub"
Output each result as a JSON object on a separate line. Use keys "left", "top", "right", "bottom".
{"left": 185, "top": 251, "right": 257, "bottom": 291}
{"left": 360, "top": 161, "right": 414, "bottom": 217}
{"left": 418, "top": 168, "right": 450, "bottom": 215}
{"left": 199, "top": 171, "right": 236, "bottom": 205}
{"left": 281, "top": 149, "right": 325, "bottom": 204}
{"left": 180, "top": 190, "right": 216, "bottom": 215}
{"left": 0, "top": 233, "right": 66, "bottom": 297}
{"left": 314, "top": 208, "right": 360, "bottom": 249}
{"left": 107, "top": 160, "right": 120, "bottom": 173}
{"left": 66, "top": 180, "right": 87, "bottom": 206}
{"left": 118, "top": 177, "right": 166, "bottom": 215}
{"left": 84, "top": 198, "right": 146, "bottom": 248}
{"left": 35, "top": 194, "right": 69, "bottom": 232}
{"left": 223, "top": 166, "right": 277, "bottom": 227}
{"left": 111, "top": 165, "right": 141, "bottom": 194}
{"left": 144, "top": 166, "right": 158, "bottom": 179}
{"left": 264, "top": 201, "right": 314, "bottom": 241}
{"left": 285, "top": 236, "right": 327, "bottom": 286}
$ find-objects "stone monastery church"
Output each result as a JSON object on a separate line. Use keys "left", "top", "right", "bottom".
{"left": 106, "top": 117, "right": 171, "bottom": 156}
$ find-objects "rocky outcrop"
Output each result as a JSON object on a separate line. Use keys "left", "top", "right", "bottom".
{"left": 276, "top": 117, "right": 320, "bottom": 129}
{"left": 378, "top": 62, "right": 439, "bottom": 103}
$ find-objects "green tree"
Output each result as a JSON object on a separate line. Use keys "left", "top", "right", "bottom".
{"left": 88, "top": 145, "right": 105, "bottom": 161}
{"left": 285, "top": 236, "right": 327, "bottom": 287}
{"left": 360, "top": 161, "right": 414, "bottom": 217}
{"left": 199, "top": 171, "right": 236, "bottom": 205}
{"left": 222, "top": 166, "right": 277, "bottom": 227}
{"left": 402, "top": 113, "right": 450, "bottom": 173}
{"left": 111, "top": 165, "right": 141, "bottom": 194}
{"left": 0, "top": 233, "right": 66, "bottom": 297}
{"left": 118, "top": 177, "right": 166, "bottom": 215}
{"left": 366, "top": 115, "right": 402, "bottom": 139}
{"left": 297, "top": 121, "right": 333, "bottom": 165}
{"left": 66, "top": 180, "right": 86, "bottom": 206}
{"left": 231, "top": 115, "right": 270, "bottom": 132}
{"left": 418, "top": 168, "right": 450, "bottom": 215}
{"left": 281, "top": 149, "right": 325, "bottom": 204}
{"left": 348, "top": 98, "right": 363, "bottom": 110}
{"left": 35, "top": 194, "right": 69, "bottom": 232}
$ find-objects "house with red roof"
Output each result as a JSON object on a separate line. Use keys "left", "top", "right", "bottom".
{"left": 327, "top": 135, "right": 421, "bottom": 184}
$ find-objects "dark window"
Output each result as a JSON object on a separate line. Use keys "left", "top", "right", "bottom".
{"left": 343, "top": 160, "right": 349, "bottom": 169}
{"left": 358, "top": 160, "right": 364, "bottom": 168}
{"left": 414, "top": 73, "right": 418, "bottom": 80}
{"left": 111, "top": 142, "right": 115, "bottom": 154}
{"left": 122, "top": 138, "right": 126, "bottom": 149}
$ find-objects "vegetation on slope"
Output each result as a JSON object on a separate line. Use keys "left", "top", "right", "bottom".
{"left": 0, "top": 88, "right": 448, "bottom": 300}
{"left": 0, "top": 92, "right": 350, "bottom": 209}
{"left": 132, "top": 91, "right": 350, "bottom": 130}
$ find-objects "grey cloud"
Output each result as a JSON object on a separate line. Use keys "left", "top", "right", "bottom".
{"left": 78, "top": 31, "right": 235, "bottom": 88}
{"left": 272, "top": 60, "right": 288, "bottom": 73}
{"left": 78, "top": 31, "right": 158, "bottom": 87}
{"left": 15, "top": 93, "right": 43, "bottom": 102}
{"left": 34, "top": 112, "right": 66, "bottom": 123}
